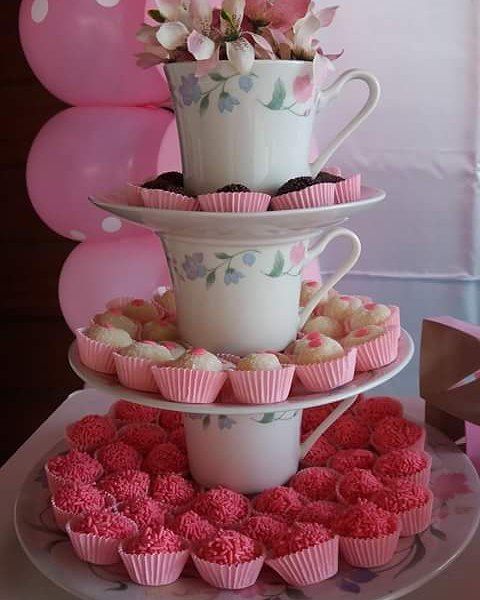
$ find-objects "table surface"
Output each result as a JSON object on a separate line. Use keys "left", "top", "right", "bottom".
{"left": 1, "top": 388, "right": 479, "bottom": 600}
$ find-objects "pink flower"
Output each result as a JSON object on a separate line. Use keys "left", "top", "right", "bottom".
{"left": 293, "top": 74, "right": 314, "bottom": 103}
{"left": 431, "top": 473, "right": 472, "bottom": 502}
{"left": 245, "top": 0, "right": 310, "bottom": 31}
{"left": 290, "top": 242, "right": 306, "bottom": 266}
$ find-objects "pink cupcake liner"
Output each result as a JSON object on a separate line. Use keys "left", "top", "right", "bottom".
{"left": 51, "top": 493, "right": 116, "bottom": 531}
{"left": 386, "top": 306, "right": 401, "bottom": 339}
{"left": 295, "top": 349, "right": 357, "bottom": 393}
{"left": 334, "top": 174, "right": 362, "bottom": 204}
{"left": 75, "top": 328, "right": 117, "bottom": 374}
{"left": 399, "top": 489, "right": 434, "bottom": 536}
{"left": 198, "top": 192, "right": 271, "bottom": 213}
{"left": 271, "top": 183, "right": 335, "bottom": 211}
{"left": 126, "top": 183, "right": 146, "bottom": 207}
{"left": 66, "top": 516, "right": 137, "bottom": 565}
{"left": 355, "top": 330, "right": 399, "bottom": 372}
{"left": 339, "top": 528, "right": 400, "bottom": 567}
{"left": 141, "top": 188, "right": 198, "bottom": 211}
{"left": 192, "top": 555, "right": 265, "bottom": 590}
{"left": 375, "top": 452, "right": 432, "bottom": 487}
{"left": 113, "top": 353, "right": 159, "bottom": 393}
{"left": 106, "top": 297, "right": 135, "bottom": 311}
{"left": 119, "top": 546, "right": 190, "bottom": 586}
{"left": 152, "top": 367, "right": 228, "bottom": 404}
{"left": 228, "top": 366, "right": 295, "bottom": 404}
{"left": 266, "top": 536, "right": 339, "bottom": 586}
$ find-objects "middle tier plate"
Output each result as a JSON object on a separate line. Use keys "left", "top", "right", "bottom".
{"left": 69, "top": 329, "right": 414, "bottom": 415}
{"left": 90, "top": 185, "right": 385, "bottom": 242}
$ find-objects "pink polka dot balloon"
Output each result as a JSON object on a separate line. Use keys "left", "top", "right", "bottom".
{"left": 19, "top": 0, "right": 169, "bottom": 106}
{"left": 59, "top": 232, "right": 171, "bottom": 332}
{"left": 27, "top": 106, "right": 181, "bottom": 241}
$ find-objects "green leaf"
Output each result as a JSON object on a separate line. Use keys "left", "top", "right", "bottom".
{"left": 220, "top": 9, "right": 235, "bottom": 29}
{"left": 206, "top": 271, "right": 216, "bottom": 288}
{"left": 200, "top": 95, "right": 209, "bottom": 115}
{"left": 264, "top": 250, "right": 285, "bottom": 277}
{"left": 214, "top": 252, "right": 231, "bottom": 259}
{"left": 258, "top": 413, "right": 275, "bottom": 424}
{"left": 148, "top": 9, "right": 165, "bottom": 23}
{"left": 209, "top": 73, "right": 227, "bottom": 82}
{"left": 265, "top": 78, "right": 287, "bottom": 110}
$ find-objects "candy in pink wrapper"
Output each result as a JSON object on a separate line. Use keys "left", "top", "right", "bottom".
{"left": 198, "top": 191, "right": 271, "bottom": 213}
{"left": 51, "top": 492, "right": 115, "bottom": 531}
{"left": 192, "top": 555, "right": 264, "bottom": 590}
{"left": 335, "top": 174, "right": 362, "bottom": 204}
{"left": 339, "top": 529, "right": 400, "bottom": 567}
{"left": 296, "top": 349, "right": 357, "bottom": 392}
{"left": 271, "top": 183, "right": 335, "bottom": 211}
{"left": 374, "top": 451, "right": 432, "bottom": 487}
{"left": 356, "top": 330, "right": 399, "bottom": 372}
{"left": 113, "top": 354, "right": 159, "bottom": 393}
{"left": 152, "top": 367, "right": 227, "bottom": 404}
{"left": 119, "top": 546, "right": 190, "bottom": 586}
{"left": 266, "top": 536, "right": 339, "bottom": 586}
{"left": 141, "top": 188, "right": 198, "bottom": 211}
{"left": 228, "top": 365, "right": 295, "bottom": 404}
{"left": 399, "top": 489, "right": 433, "bottom": 536}
{"left": 75, "top": 328, "right": 117, "bottom": 374}
{"left": 386, "top": 306, "right": 401, "bottom": 338}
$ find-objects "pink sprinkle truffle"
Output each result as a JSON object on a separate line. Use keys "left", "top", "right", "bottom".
{"left": 169, "top": 426, "right": 187, "bottom": 452}
{"left": 169, "top": 510, "right": 217, "bottom": 543}
{"left": 52, "top": 483, "right": 108, "bottom": 514}
{"left": 194, "top": 529, "right": 262, "bottom": 565}
{"left": 122, "top": 525, "right": 184, "bottom": 555}
{"left": 46, "top": 450, "right": 103, "bottom": 485}
{"left": 270, "top": 522, "right": 334, "bottom": 558}
{"left": 371, "top": 481, "right": 430, "bottom": 513}
{"left": 240, "top": 515, "right": 287, "bottom": 548}
{"left": 332, "top": 499, "right": 398, "bottom": 539}
{"left": 324, "top": 415, "right": 370, "bottom": 449}
{"left": 301, "top": 405, "right": 335, "bottom": 435}
{"left": 96, "top": 442, "right": 142, "bottom": 474}
{"left": 151, "top": 473, "right": 196, "bottom": 507}
{"left": 98, "top": 469, "right": 150, "bottom": 502}
{"left": 373, "top": 449, "right": 429, "bottom": 482}
{"left": 70, "top": 510, "right": 137, "bottom": 539}
{"left": 329, "top": 449, "right": 377, "bottom": 474}
{"left": 111, "top": 400, "right": 160, "bottom": 424}
{"left": 370, "top": 417, "right": 424, "bottom": 454}
{"left": 296, "top": 500, "right": 344, "bottom": 527}
{"left": 290, "top": 467, "right": 339, "bottom": 502}
{"left": 142, "top": 443, "right": 189, "bottom": 476}
{"left": 116, "top": 423, "right": 167, "bottom": 455}
{"left": 119, "top": 497, "right": 167, "bottom": 529}
{"left": 301, "top": 436, "right": 337, "bottom": 467}
{"left": 252, "top": 486, "right": 304, "bottom": 520}
{"left": 66, "top": 415, "right": 117, "bottom": 453}
{"left": 193, "top": 487, "right": 250, "bottom": 527}
{"left": 158, "top": 411, "right": 184, "bottom": 431}
{"left": 336, "top": 468, "right": 384, "bottom": 504}
{"left": 354, "top": 396, "right": 403, "bottom": 428}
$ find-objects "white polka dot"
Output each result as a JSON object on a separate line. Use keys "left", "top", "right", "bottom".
{"left": 31, "top": 0, "right": 48, "bottom": 23}
{"left": 102, "top": 217, "right": 122, "bottom": 233}
{"left": 70, "top": 230, "right": 87, "bottom": 241}
{"left": 96, "top": 0, "right": 122, "bottom": 7}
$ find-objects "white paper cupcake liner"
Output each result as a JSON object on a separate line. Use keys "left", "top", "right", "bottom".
{"left": 152, "top": 367, "right": 227, "bottom": 403}
{"left": 119, "top": 545, "right": 190, "bottom": 586}
{"left": 75, "top": 328, "right": 117, "bottom": 374}
{"left": 141, "top": 188, "right": 198, "bottom": 211}
{"left": 339, "top": 528, "right": 400, "bottom": 567}
{"left": 198, "top": 192, "right": 271, "bottom": 213}
{"left": 192, "top": 554, "right": 265, "bottom": 590}
{"left": 228, "top": 366, "right": 295, "bottom": 404}
{"left": 113, "top": 353, "right": 159, "bottom": 393}
{"left": 271, "top": 183, "right": 335, "bottom": 211}
{"left": 334, "top": 174, "right": 362, "bottom": 203}
{"left": 296, "top": 349, "right": 357, "bottom": 392}
{"left": 356, "top": 330, "right": 399, "bottom": 372}
{"left": 399, "top": 489, "right": 434, "bottom": 536}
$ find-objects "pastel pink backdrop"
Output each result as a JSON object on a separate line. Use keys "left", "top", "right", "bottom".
{"left": 19, "top": 0, "right": 169, "bottom": 106}
{"left": 27, "top": 106, "right": 180, "bottom": 242}
{"left": 59, "top": 233, "right": 171, "bottom": 332}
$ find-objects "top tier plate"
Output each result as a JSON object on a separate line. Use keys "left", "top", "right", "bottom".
{"left": 91, "top": 185, "right": 385, "bottom": 242}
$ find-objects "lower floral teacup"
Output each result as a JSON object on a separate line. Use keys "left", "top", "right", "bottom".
{"left": 164, "top": 226, "right": 361, "bottom": 355}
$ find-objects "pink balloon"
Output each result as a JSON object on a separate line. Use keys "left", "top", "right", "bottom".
{"left": 27, "top": 107, "right": 181, "bottom": 241}
{"left": 19, "top": 0, "right": 169, "bottom": 106}
{"left": 59, "top": 233, "right": 171, "bottom": 332}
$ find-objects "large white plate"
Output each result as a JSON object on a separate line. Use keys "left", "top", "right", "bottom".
{"left": 90, "top": 186, "right": 385, "bottom": 242}
{"left": 68, "top": 330, "right": 414, "bottom": 416}
{"left": 15, "top": 427, "right": 480, "bottom": 600}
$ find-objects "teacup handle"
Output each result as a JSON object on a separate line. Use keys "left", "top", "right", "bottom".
{"left": 298, "top": 227, "right": 361, "bottom": 329}
{"left": 310, "top": 69, "right": 381, "bottom": 175}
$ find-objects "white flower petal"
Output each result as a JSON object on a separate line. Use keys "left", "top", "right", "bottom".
{"left": 189, "top": 0, "right": 213, "bottom": 34}
{"left": 221, "top": 0, "right": 245, "bottom": 33}
{"left": 226, "top": 37, "right": 255, "bottom": 75}
{"left": 293, "top": 13, "right": 322, "bottom": 51}
{"left": 187, "top": 30, "right": 216, "bottom": 60}
{"left": 245, "top": 32, "right": 276, "bottom": 59}
{"left": 155, "top": 0, "right": 182, "bottom": 21}
{"left": 313, "top": 52, "right": 334, "bottom": 88}
{"left": 156, "top": 21, "right": 190, "bottom": 50}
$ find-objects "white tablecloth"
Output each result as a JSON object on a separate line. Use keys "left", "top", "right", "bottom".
{"left": 1, "top": 388, "right": 478, "bottom": 599}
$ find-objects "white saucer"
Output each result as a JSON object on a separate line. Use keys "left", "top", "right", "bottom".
{"left": 90, "top": 186, "right": 385, "bottom": 242}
